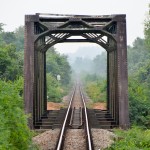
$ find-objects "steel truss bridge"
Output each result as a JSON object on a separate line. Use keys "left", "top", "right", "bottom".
{"left": 24, "top": 13, "right": 129, "bottom": 129}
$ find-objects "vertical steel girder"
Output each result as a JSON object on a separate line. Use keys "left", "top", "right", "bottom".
{"left": 24, "top": 15, "right": 47, "bottom": 129}
{"left": 116, "top": 16, "right": 129, "bottom": 128}
{"left": 24, "top": 14, "right": 129, "bottom": 129}
{"left": 24, "top": 16, "right": 35, "bottom": 128}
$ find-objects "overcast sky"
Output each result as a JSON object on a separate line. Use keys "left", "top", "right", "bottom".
{"left": 0, "top": 0, "right": 149, "bottom": 53}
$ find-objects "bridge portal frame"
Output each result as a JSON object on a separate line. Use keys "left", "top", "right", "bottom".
{"left": 24, "top": 13, "right": 129, "bottom": 129}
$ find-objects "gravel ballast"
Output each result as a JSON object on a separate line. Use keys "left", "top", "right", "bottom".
{"left": 91, "top": 128, "right": 116, "bottom": 149}
{"left": 33, "top": 128, "right": 116, "bottom": 150}
{"left": 63, "top": 129, "right": 86, "bottom": 150}
{"left": 32, "top": 129, "right": 60, "bottom": 150}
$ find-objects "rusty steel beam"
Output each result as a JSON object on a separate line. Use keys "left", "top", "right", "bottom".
{"left": 115, "top": 15, "right": 130, "bottom": 129}
{"left": 24, "top": 15, "right": 37, "bottom": 129}
{"left": 24, "top": 13, "right": 129, "bottom": 130}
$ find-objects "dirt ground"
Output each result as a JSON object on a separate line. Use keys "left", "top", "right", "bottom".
{"left": 92, "top": 102, "right": 107, "bottom": 110}
{"left": 47, "top": 102, "right": 106, "bottom": 110}
{"left": 47, "top": 102, "right": 63, "bottom": 110}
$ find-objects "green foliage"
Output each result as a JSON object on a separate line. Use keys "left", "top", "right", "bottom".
{"left": 71, "top": 57, "right": 93, "bottom": 74}
{"left": 73, "top": 51, "right": 107, "bottom": 103}
{"left": 0, "top": 23, "right": 4, "bottom": 32}
{"left": 14, "top": 26, "right": 24, "bottom": 51}
{"left": 86, "top": 82, "right": 106, "bottom": 103}
{"left": 0, "top": 32, "right": 16, "bottom": 45}
{"left": 46, "top": 73, "right": 72, "bottom": 103}
{"left": 128, "top": 37, "right": 149, "bottom": 75}
{"left": 128, "top": 63, "right": 150, "bottom": 127}
{"left": 127, "top": 37, "right": 150, "bottom": 128}
{"left": 46, "top": 48, "right": 72, "bottom": 102}
{"left": 0, "top": 44, "right": 23, "bottom": 81}
{"left": 71, "top": 51, "right": 107, "bottom": 77}
{"left": 84, "top": 74, "right": 106, "bottom": 103}
{"left": 0, "top": 79, "right": 32, "bottom": 150}
{"left": 93, "top": 52, "right": 107, "bottom": 76}
{"left": 47, "top": 73, "right": 62, "bottom": 103}
{"left": 107, "top": 126, "right": 150, "bottom": 150}
{"left": 0, "top": 25, "right": 24, "bottom": 81}
{"left": 46, "top": 48, "right": 71, "bottom": 86}
{"left": 84, "top": 73, "right": 99, "bottom": 82}
{"left": 0, "top": 25, "right": 24, "bottom": 51}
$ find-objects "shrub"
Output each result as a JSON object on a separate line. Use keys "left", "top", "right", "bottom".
{"left": 107, "top": 126, "right": 150, "bottom": 150}
{"left": 47, "top": 73, "right": 63, "bottom": 103}
{"left": 0, "top": 79, "right": 32, "bottom": 149}
{"left": 86, "top": 80, "right": 106, "bottom": 103}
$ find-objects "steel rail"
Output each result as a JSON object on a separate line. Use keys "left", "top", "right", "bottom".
{"left": 80, "top": 86, "right": 93, "bottom": 150}
{"left": 56, "top": 84, "right": 93, "bottom": 150}
{"left": 56, "top": 86, "right": 76, "bottom": 150}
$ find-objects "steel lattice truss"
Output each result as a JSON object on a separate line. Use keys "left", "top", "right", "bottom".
{"left": 24, "top": 13, "right": 130, "bottom": 129}
{"left": 34, "top": 13, "right": 117, "bottom": 52}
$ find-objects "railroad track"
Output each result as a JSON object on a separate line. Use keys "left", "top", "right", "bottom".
{"left": 56, "top": 83, "right": 94, "bottom": 150}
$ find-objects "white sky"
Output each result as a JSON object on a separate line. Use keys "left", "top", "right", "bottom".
{"left": 0, "top": 0, "right": 149, "bottom": 53}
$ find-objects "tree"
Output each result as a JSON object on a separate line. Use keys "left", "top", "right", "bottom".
{"left": 93, "top": 52, "right": 107, "bottom": 77}
{"left": 127, "top": 37, "right": 150, "bottom": 128}
{"left": 144, "top": 4, "right": 150, "bottom": 50}
{"left": 128, "top": 37, "right": 149, "bottom": 74}
{"left": 0, "top": 25, "right": 24, "bottom": 51}
{"left": 0, "top": 23, "right": 4, "bottom": 32}
{"left": 46, "top": 47, "right": 71, "bottom": 85}
{"left": 0, "top": 23, "right": 4, "bottom": 43}
{"left": 0, "top": 44, "right": 23, "bottom": 81}
{"left": 47, "top": 73, "right": 62, "bottom": 102}
{"left": 46, "top": 47, "right": 72, "bottom": 102}
{"left": 14, "top": 26, "right": 24, "bottom": 51}
{"left": 0, "top": 79, "right": 32, "bottom": 149}
{"left": 1, "top": 32, "right": 16, "bottom": 44}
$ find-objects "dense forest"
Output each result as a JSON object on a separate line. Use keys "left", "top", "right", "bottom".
{"left": 0, "top": 5, "right": 150, "bottom": 149}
